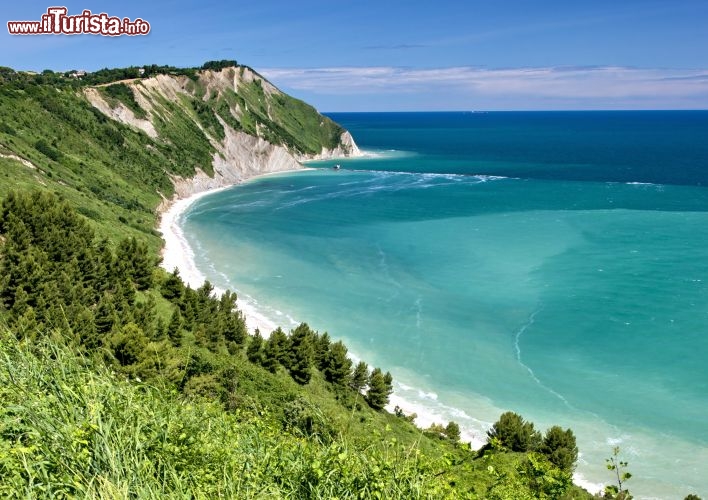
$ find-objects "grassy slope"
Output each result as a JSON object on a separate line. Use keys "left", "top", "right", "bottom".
{"left": 0, "top": 66, "right": 595, "bottom": 499}
{"left": 0, "top": 83, "right": 171, "bottom": 253}
{"left": 0, "top": 333, "right": 449, "bottom": 499}
{"left": 0, "top": 325, "right": 594, "bottom": 498}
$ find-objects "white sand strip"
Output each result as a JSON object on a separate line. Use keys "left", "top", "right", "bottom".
{"left": 158, "top": 169, "right": 313, "bottom": 335}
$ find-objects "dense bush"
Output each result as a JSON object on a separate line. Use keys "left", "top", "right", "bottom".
{"left": 201, "top": 60, "right": 238, "bottom": 71}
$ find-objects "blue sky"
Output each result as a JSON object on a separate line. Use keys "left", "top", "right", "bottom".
{"left": 2, "top": 0, "right": 708, "bottom": 110}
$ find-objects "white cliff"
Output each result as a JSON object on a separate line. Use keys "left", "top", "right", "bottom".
{"left": 83, "top": 66, "right": 362, "bottom": 211}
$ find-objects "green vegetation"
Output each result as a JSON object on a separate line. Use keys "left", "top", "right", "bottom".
{"left": 201, "top": 60, "right": 238, "bottom": 71}
{"left": 100, "top": 83, "right": 147, "bottom": 119}
{"left": 0, "top": 192, "right": 595, "bottom": 499}
{"left": 604, "top": 447, "right": 632, "bottom": 499}
{"left": 0, "top": 60, "right": 351, "bottom": 255}
{"left": 235, "top": 78, "right": 346, "bottom": 154}
{"left": 0, "top": 74, "right": 206, "bottom": 252}
{"left": 487, "top": 411, "right": 542, "bottom": 453}
{"left": 0, "top": 61, "right": 347, "bottom": 157}
{"left": 541, "top": 426, "right": 579, "bottom": 474}
{"left": 0, "top": 62, "right": 600, "bottom": 498}
{"left": 0, "top": 333, "right": 449, "bottom": 499}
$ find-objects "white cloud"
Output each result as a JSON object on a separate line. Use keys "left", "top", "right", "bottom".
{"left": 261, "top": 65, "right": 708, "bottom": 104}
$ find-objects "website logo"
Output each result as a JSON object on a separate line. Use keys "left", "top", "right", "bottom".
{"left": 7, "top": 7, "right": 151, "bottom": 36}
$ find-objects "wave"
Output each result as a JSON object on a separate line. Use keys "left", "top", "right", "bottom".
{"left": 602, "top": 180, "right": 666, "bottom": 190}
{"left": 273, "top": 170, "right": 509, "bottom": 210}
{"left": 303, "top": 149, "right": 417, "bottom": 163}
{"left": 513, "top": 307, "right": 574, "bottom": 409}
{"left": 357, "top": 148, "right": 417, "bottom": 159}
{"left": 348, "top": 168, "right": 510, "bottom": 181}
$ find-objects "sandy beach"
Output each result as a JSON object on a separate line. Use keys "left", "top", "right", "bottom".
{"left": 156, "top": 165, "right": 491, "bottom": 447}
{"left": 156, "top": 165, "right": 603, "bottom": 495}
{"left": 158, "top": 168, "right": 314, "bottom": 335}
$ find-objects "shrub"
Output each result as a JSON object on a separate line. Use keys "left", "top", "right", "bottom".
{"left": 34, "top": 139, "right": 61, "bottom": 161}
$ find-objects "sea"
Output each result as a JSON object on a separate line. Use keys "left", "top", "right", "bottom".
{"left": 179, "top": 111, "right": 708, "bottom": 498}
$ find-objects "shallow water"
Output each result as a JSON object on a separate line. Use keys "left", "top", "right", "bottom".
{"left": 182, "top": 111, "right": 708, "bottom": 498}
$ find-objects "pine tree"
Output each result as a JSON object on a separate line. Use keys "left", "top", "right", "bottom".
{"left": 247, "top": 328, "right": 264, "bottom": 365}
{"left": 444, "top": 421, "right": 461, "bottom": 443}
{"left": 261, "top": 336, "right": 281, "bottom": 373}
{"left": 205, "top": 320, "right": 223, "bottom": 352}
{"left": 1, "top": 240, "right": 43, "bottom": 311}
{"left": 366, "top": 368, "right": 392, "bottom": 410}
{"left": 324, "top": 341, "right": 352, "bottom": 386}
{"left": 9, "top": 286, "right": 31, "bottom": 318}
{"left": 351, "top": 361, "right": 369, "bottom": 392}
{"left": 288, "top": 323, "right": 314, "bottom": 385}
{"left": 153, "top": 316, "right": 167, "bottom": 342}
{"left": 15, "top": 306, "right": 38, "bottom": 337}
{"left": 115, "top": 237, "right": 152, "bottom": 289}
{"left": 77, "top": 244, "right": 101, "bottom": 301}
{"left": 133, "top": 294, "right": 157, "bottom": 339}
{"left": 181, "top": 298, "right": 196, "bottom": 330}
{"left": 313, "top": 331, "right": 331, "bottom": 371}
{"left": 115, "top": 277, "right": 136, "bottom": 314}
{"left": 193, "top": 324, "right": 209, "bottom": 349}
{"left": 74, "top": 307, "right": 99, "bottom": 350}
{"left": 131, "top": 239, "right": 153, "bottom": 290}
{"left": 540, "top": 426, "right": 578, "bottom": 473}
{"left": 218, "top": 290, "right": 237, "bottom": 312}
{"left": 162, "top": 268, "right": 184, "bottom": 301}
{"left": 487, "top": 412, "right": 541, "bottom": 452}
{"left": 196, "top": 281, "right": 217, "bottom": 324}
{"left": 268, "top": 327, "right": 290, "bottom": 367}
{"left": 167, "top": 308, "right": 183, "bottom": 347}
{"left": 384, "top": 371, "right": 394, "bottom": 394}
{"left": 110, "top": 322, "right": 148, "bottom": 366}
{"left": 223, "top": 311, "right": 246, "bottom": 345}
{"left": 95, "top": 238, "right": 115, "bottom": 293}
{"left": 113, "top": 237, "right": 133, "bottom": 281}
{"left": 94, "top": 294, "right": 117, "bottom": 334}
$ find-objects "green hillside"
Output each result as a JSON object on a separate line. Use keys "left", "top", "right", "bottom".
{"left": 0, "top": 61, "right": 350, "bottom": 250}
{"left": 0, "top": 62, "right": 597, "bottom": 499}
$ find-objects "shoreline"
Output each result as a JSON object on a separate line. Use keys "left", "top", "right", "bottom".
{"left": 156, "top": 164, "right": 604, "bottom": 496}
{"left": 158, "top": 167, "right": 313, "bottom": 335}
{"left": 155, "top": 165, "right": 490, "bottom": 445}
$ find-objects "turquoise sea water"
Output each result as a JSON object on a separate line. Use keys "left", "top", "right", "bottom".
{"left": 182, "top": 112, "right": 708, "bottom": 498}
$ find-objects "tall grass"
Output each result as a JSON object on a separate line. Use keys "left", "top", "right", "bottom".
{"left": 0, "top": 331, "right": 452, "bottom": 499}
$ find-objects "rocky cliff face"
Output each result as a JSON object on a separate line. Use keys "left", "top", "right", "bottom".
{"left": 297, "top": 131, "right": 361, "bottom": 161}
{"left": 84, "top": 66, "right": 362, "bottom": 204}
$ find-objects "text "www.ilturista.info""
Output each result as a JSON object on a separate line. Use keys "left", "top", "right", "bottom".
{"left": 7, "top": 7, "right": 150, "bottom": 36}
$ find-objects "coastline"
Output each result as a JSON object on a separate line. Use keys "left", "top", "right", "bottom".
{"left": 157, "top": 164, "right": 503, "bottom": 447}
{"left": 158, "top": 167, "right": 314, "bottom": 335}
{"left": 156, "top": 164, "right": 487, "bottom": 444}
{"left": 156, "top": 163, "right": 604, "bottom": 496}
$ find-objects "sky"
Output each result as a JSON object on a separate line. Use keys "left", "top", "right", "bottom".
{"left": 2, "top": 0, "right": 708, "bottom": 111}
